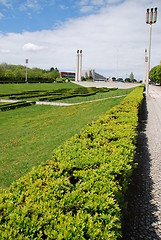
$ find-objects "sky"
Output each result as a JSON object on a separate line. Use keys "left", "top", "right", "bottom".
{"left": 0, "top": 0, "right": 161, "bottom": 80}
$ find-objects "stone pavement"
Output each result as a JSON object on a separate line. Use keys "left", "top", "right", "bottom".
{"left": 123, "top": 85, "right": 161, "bottom": 239}
{"left": 73, "top": 81, "right": 141, "bottom": 89}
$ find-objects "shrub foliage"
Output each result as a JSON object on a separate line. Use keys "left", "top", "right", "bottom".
{"left": 0, "top": 87, "right": 115, "bottom": 102}
{"left": 0, "top": 86, "right": 144, "bottom": 239}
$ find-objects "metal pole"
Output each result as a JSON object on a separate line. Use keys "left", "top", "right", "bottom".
{"left": 146, "top": 24, "right": 152, "bottom": 94}
{"left": 26, "top": 64, "right": 27, "bottom": 82}
{"left": 146, "top": 7, "right": 157, "bottom": 95}
{"left": 25, "top": 59, "right": 28, "bottom": 83}
{"left": 143, "top": 49, "right": 148, "bottom": 84}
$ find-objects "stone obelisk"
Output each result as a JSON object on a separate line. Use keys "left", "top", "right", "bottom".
{"left": 75, "top": 50, "right": 82, "bottom": 82}
{"left": 78, "top": 50, "right": 82, "bottom": 82}
{"left": 75, "top": 50, "right": 79, "bottom": 82}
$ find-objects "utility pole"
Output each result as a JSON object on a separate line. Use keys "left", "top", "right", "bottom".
{"left": 146, "top": 8, "right": 157, "bottom": 94}
{"left": 143, "top": 49, "right": 148, "bottom": 84}
{"left": 25, "top": 59, "right": 28, "bottom": 83}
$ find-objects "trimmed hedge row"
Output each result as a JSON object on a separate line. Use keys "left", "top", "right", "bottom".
{"left": 1, "top": 87, "right": 115, "bottom": 102}
{"left": 0, "top": 86, "right": 144, "bottom": 239}
{"left": 0, "top": 101, "right": 35, "bottom": 111}
{"left": 0, "top": 78, "right": 56, "bottom": 84}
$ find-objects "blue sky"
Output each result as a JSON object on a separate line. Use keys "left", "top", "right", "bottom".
{"left": 0, "top": 0, "right": 161, "bottom": 79}
{"left": 0, "top": 0, "right": 124, "bottom": 32}
{"left": 0, "top": 0, "right": 79, "bottom": 32}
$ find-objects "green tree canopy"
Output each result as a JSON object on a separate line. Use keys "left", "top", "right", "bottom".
{"left": 129, "top": 72, "right": 134, "bottom": 82}
{"left": 0, "top": 63, "right": 60, "bottom": 83}
{"left": 149, "top": 65, "right": 161, "bottom": 85}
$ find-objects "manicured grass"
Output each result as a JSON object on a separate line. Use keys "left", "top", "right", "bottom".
{"left": 0, "top": 82, "right": 80, "bottom": 95}
{"left": 57, "top": 88, "right": 134, "bottom": 103}
{"left": 0, "top": 96, "right": 125, "bottom": 188}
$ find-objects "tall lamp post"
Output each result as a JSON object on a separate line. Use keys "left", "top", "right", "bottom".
{"left": 146, "top": 8, "right": 157, "bottom": 94}
{"left": 25, "top": 59, "right": 28, "bottom": 83}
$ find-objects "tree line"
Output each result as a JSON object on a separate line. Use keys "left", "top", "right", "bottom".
{"left": 149, "top": 63, "right": 161, "bottom": 85}
{"left": 0, "top": 63, "right": 60, "bottom": 83}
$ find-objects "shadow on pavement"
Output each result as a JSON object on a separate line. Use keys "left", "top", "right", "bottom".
{"left": 122, "top": 93, "right": 160, "bottom": 240}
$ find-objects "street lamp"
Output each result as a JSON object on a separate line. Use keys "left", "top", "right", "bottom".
{"left": 25, "top": 59, "right": 28, "bottom": 83}
{"left": 143, "top": 49, "right": 148, "bottom": 84}
{"left": 146, "top": 7, "right": 157, "bottom": 94}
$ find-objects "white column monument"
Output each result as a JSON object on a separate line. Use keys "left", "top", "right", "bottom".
{"left": 75, "top": 50, "right": 79, "bottom": 82}
{"left": 78, "top": 50, "right": 82, "bottom": 82}
{"left": 75, "top": 50, "right": 82, "bottom": 82}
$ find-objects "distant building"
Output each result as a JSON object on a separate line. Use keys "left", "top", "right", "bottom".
{"left": 60, "top": 72, "right": 75, "bottom": 79}
{"left": 82, "top": 69, "right": 107, "bottom": 81}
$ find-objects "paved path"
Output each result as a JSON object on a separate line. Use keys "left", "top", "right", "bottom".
{"left": 73, "top": 81, "right": 141, "bottom": 89}
{"left": 123, "top": 85, "right": 161, "bottom": 239}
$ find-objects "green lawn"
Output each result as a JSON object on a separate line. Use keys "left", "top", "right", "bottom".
{"left": 0, "top": 96, "right": 126, "bottom": 188}
{"left": 57, "top": 88, "right": 133, "bottom": 103}
{"left": 0, "top": 82, "right": 80, "bottom": 95}
{"left": 0, "top": 82, "right": 133, "bottom": 104}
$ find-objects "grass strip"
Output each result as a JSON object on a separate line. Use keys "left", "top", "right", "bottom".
{"left": 0, "top": 96, "right": 124, "bottom": 188}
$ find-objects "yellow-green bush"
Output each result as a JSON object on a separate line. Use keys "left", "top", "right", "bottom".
{"left": 0, "top": 85, "right": 144, "bottom": 239}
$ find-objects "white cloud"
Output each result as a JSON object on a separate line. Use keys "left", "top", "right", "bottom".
{"left": 0, "top": 0, "right": 160, "bottom": 80}
{"left": 107, "top": 0, "right": 124, "bottom": 4}
{"left": 19, "top": 0, "right": 42, "bottom": 12}
{"left": 80, "top": 0, "right": 89, "bottom": 6}
{"left": 0, "top": 0, "right": 12, "bottom": 8}
{"left": 80, "top": 5, "right": 95, "bottom": 13}
{"left": 23, "top": 43, "right": 48, "bottom": 52}
{"left": 91, "top": 0, "right": 104, "bottom": 5}
{"left": 0, "top": 12, "right": 4, "bottom": 19}
{"left": 19, "top": 0, "right": 56, "bottom": 12}
{"left": 79, "top": 0, "right": 105, "bottom": 13}
{"left": 59, "top": 4, "right": 68, "bottom": 10}
{"left": 0, "top": 49, "right": 10, "bottom": 53}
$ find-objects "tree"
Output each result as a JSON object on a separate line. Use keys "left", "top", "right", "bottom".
{"left": 112, "top": 77, "right": 116, "bottom": 81}
{"left": 5, "top": 69, "right": 16, "bottom": 80}
{"left": 14, "top": 67, "right": 25, "bottom": 81}
{"left": 149, "top": 65, "right": 161, "bottom": 85}
{"left": 156, "top": 65, "right": 161, "bottom": 85}
{"left": 0, "top": 63, "right": 60, "bottom": 83}
{"left": 124, "top": 78, "right": 131, "bottom": 82}
{"left": 50, "top": 67, "right": 55, "bottom": 72}
{"left": 117, "top": 78, "right": 123, "bottom": 82}
{"left": 129, "top": 72, "right": 134, "bottom": 82}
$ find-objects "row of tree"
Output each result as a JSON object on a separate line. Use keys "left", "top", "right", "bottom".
{"left": 111, "top": 72, "right": 138, "bottom": 83}
{"left": 0, "top": 63, "right": 60, "bottom": 83}
{"left": 149, "top": 64, "right": 161, "bottom": 85}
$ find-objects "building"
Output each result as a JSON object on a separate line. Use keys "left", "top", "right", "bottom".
{"left": 60, "top": 72, "right": 75, "bottom": 79}
{"left": 82, "top": 69, "right": 107, "bottom": 81}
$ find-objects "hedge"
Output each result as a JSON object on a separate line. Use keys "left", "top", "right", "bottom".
{"left": 0, "top": 101, "right": 35, "bottom": 111}
{"left": 0, "top": 85, "right": 144, "bottom": 239}
{"left": 1, "top": 87, "right": 115, "bottom": 102}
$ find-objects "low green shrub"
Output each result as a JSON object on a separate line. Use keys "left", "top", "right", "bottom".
{"left": 0, "top": 85, "right": 144, "bottom": 239}
{"left": 0, "top": 101, "right": 35, "bottom": 111}
{"left": 1, "top": 87, "right": 117, "bottom": 102}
